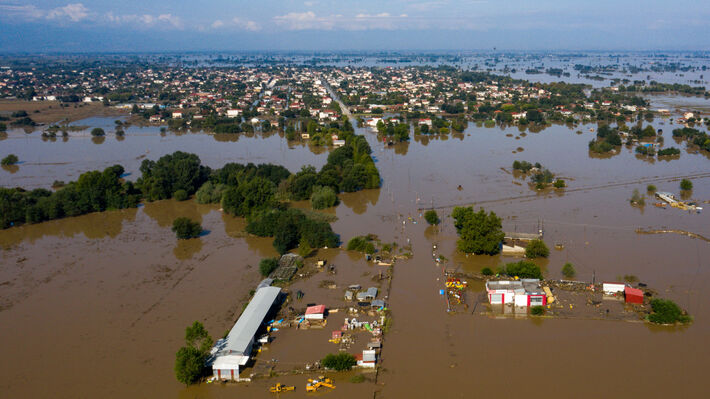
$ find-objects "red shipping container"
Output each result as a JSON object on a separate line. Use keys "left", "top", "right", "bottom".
{"left": 624, "top": 286, "right": 644, "bottom": 304}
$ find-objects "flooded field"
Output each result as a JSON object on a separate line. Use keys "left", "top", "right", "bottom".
{"left": 1, "top": 109, "right": 710, "bottom": 398}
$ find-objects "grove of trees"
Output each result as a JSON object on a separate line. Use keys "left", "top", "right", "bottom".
{"left": 451, "top": 207, "right": 504, "bottom": 255}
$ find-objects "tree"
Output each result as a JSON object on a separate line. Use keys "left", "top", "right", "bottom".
{"left": 310, "top": 185, "right": 337, "bottom": 209}
{"left": 424, "top": 210, "right": 440, "bottom": 225}
{"left": 173, "top": 189, "right": 189, "bottom": 201}
{"left": 174, "top": 346, "right": 205, "bottom": 386}
{"left": 501, "top": 260, "right": 542, "bottom": 279}
{"left": 195, "top": 181, "right": 226, "bottom": 204}
{"left": 259, "top": 258, "right": 279, "bottom": 276}
{"left": 1, "top": 154, "right": 19, "bottom": 166}
{"left": 680, "top": 179, "right": 693, "bottom": 191}
{"left": 172, "top": 217, "right": 202, "bottom": 239}
{"left": 648, "top": 299, "right": 691, "bottom": 325}
{"left": 525, "top": 239, "right": 549, "bottom": 258}
{"left": 562, "top": 262, "right": 576, "bottom": 278}
{"left": 451, "top": 207, "right": 504, "bottom": 255}
{"left": 347, "top": 235, "right": 376, "bottom": 254}
{"left": 175, "top": 321, "right": 213, "bottom": 386}
{"left": 322, "top": 353, "right": 357, "bottom": 371}
{"left": 90, "top": 127, "right": 105, "bottom": 137}
{"left": 298, "top": 239, "right": 313, "bottom": 258}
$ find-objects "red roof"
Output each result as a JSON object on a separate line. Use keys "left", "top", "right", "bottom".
{"left": 306, "top": 305, "right": 326, "bottom": 315}
{"left": 624, "top": 287, "right": 644, "bottom": 304}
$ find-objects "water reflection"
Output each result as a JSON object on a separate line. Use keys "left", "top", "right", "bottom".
{"left": 2, "top": 164, "right": 19, "bottom": 174}
{"left": 221, "top": 212, "right": 280, "bottom": 258}
{"left": 173, "top": 238, "right": 204, "bottom": 260}
{"left": 142, "top": 199, "right": 213, "bottom": 227}
{"left": 339, "top": 188, "right": 381, "bottom": 215}
{"left": 91, "top": 136, "right": 105, "bottom": 145}
{"left": 0, "top": 207, "right": 138, "bottom": 249}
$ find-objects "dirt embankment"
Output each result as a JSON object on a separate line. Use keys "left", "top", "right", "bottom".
{"left": 0, "top": 100, "right": 126, "bottom": 125}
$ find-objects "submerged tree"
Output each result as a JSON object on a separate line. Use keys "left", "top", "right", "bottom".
{"left": 451, "top": 207, "right": 504, "bottom": 255}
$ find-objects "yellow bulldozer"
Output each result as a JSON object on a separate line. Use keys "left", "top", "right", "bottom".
{"left": 269, "top": 383, "right": 295, "bottom": 393}
{"left": 305, "top": 376, "right": 335, "bottom": 392}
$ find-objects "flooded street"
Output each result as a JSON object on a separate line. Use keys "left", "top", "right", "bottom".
{"left": 1, "top": 113, "right": 710, "bottom": 398}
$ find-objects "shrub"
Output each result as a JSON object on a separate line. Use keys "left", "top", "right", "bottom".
{"left": 424, "top": 209, "right": 440, "bottom": 225}
{"left": 501, "top": 260, "right": 542, "bottom": 279}
{"left": 530, "top": 306, "right": 545, "bottom": 316}
{"left": 525, "top": 239, "right": 549, "bottom": 259}
{"left": 646, "top": 184, "right": 657, "bottom": 193}
{"left": 173, "top": 189, "right": 189, "bottom": 201}
{"left": 347, "top": 235, "right": 376, "bottom": 254}
{"left": 322, "top": 353, "right": 357, "bottom": 371}
{"left": 310, "top": 185, "right": 338, "bottom": 210}
{"left": 680, "top": 179, "right": 693, "bottom": 191}
{"left": 553, "top": 179, "right": 566, "bottom": 188}
{"left": 195, "top": 181, "right": 226, "bottom": 204}
{"left": 172, "top": 217, "right": 202, "bottom": 239}
{"left": 1, "top": 154, "right": 19, "bottom": 165}
{"left": 259, "top": 258, "right": 279, "bottom": 276}
{"left": 481, "top": 267, "right": 493, "bottom": 276}
{"left": 562, "top": 262, "right": 576, "bottom": 278}
{"left": 90, "top": 127, "right": 105, "bottom": 137}
{"left": 657, "top": 147, "right": 680, "bottom": 156}
{"left": 648, "top": 299, "right": 691, "bottom": 325}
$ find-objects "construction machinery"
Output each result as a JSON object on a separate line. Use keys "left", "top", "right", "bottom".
{"left": 306, "top": 376, "right": 336, "bottom": 392}
{"left": 269, "top": 383, "right": 295, "bottom": 393}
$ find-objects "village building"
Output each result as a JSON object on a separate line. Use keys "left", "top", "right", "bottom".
{"left": 485, "top": 279, "right": 547, "bottom": 307}
{"left": 206, "top": 286, "right": 281, "bottom": 381}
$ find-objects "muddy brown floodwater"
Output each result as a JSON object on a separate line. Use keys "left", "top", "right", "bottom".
{"left": 1, "top": 112, "right": 709, "bottom": 398}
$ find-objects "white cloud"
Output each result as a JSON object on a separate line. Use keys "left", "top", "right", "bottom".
{"left": 232, "top": 17, "right": 261, "bottom": 31}
{"left": 0, "top": 4, "right": 44, "bottom": 20}
{"left": 211, "top": 19, "right": 225, "bottom": 29}
{"left": 46, "top": 3, "right": 89, "bottom": 22}
{"left": 273, "top": 11, "right": 410, "bottom": 31}
{"left": 0, "top": 2, "right": 89, "bottom": 22}
{"left": 104, "top": 12, "right": 184, "bottom": 29}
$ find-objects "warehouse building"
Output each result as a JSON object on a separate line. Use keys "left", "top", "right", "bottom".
{"left": 207, "top": 286, "right": 281, "bottom": 381}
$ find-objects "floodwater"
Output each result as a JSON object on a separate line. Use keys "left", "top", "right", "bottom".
{"left": 1, "top": 109, "right": 710, "bottom": 398}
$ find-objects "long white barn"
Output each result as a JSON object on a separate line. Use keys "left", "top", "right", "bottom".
{"left": 206, "top": 286, "right": 281, "bottom": 380}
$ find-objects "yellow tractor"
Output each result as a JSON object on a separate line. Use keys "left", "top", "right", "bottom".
{"left": 305, "top": 376, "right": 336, "bottom": 392}
{"left": 269, "top": 383, "right": 295, "bottom": 393}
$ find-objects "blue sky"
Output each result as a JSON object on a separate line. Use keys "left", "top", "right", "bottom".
{"left": 1, "top": 0, "right": 709, "bottom": 52}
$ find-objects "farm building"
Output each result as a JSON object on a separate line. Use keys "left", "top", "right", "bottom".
{"left": 485, "top": 279, "right": 547, "bottom": 307}
{"left": 206, "top": 286, "right": 281, "bottom": 381}
{"left": 625, "top": 286, "right": 644, "bottom": 304}
{"left": 305, "top": 305, "right": 326, "bottom": 320}
{"left": 603, "top": 282, "right": 626, "bottom": 296}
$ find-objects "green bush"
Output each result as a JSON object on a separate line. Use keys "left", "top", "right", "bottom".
{"left": 310, "top": 185, "right": 338, "bottom": 209}
{"left": 347, "top": 235, "right": 376, "bottom": 254}
{"left": 194, "top": 181, "right": 226, "bottom": 204}
{"left": 90, "top": 127, "right": 105, "bottom": 136}
{"left": 553, "top": 179, "right": 566, "bottom": 188}
{"left": 648, "top": 299, "right": 691, "bottom": 325}
{"left": 680, "top": 179, "right": 693, "bottom": 191}
{"left": 259, "top": 258, "right": 279, "bottom": 277}
{"left": 501, "top": 260, "right": 542, "bottom": 279}
{"left": 562, "top": 262, "right": 576, "bottom": 278}
{"left": 530, "top": 306, "right": 545, "bottom": 316}
{"left": 173, "top": 189, "right": 189, "bottom": 201}
{"left": 171, "top": 217, "right": 202, "bottom": 239}
{"left": 322, "top": 353, "right": 357, "bottom": 371}
{"left": 646, "top": 184, "right": 657, "bottom": 193}
{"left": 525, "top": 239, "right": 549, "bottom": 259}
{"left": 424, "top": 210, "right": 440, "bottom": 225}
{"left": 481, "top": 267, "right": 493, "bottom": 276}
{"left": 1, "top": 154, "right": 19, "bottom": 165}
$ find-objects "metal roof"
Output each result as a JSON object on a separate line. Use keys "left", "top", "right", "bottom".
{"left": 210, "top": 286, "right": 281, "bottom": 359}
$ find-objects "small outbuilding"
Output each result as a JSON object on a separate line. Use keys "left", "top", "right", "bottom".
{"left": 305, "top": 304, "right": 326, "bottom": 320}
{"left": 624, "top": 286, "right": 644, "bottom": 304}
{"left": 603, "top": 282, "right": 626, "bottom": 296}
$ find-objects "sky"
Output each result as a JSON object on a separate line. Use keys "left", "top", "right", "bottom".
{"left": 1, "top": 0, "right": 709, "bottom": 52}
